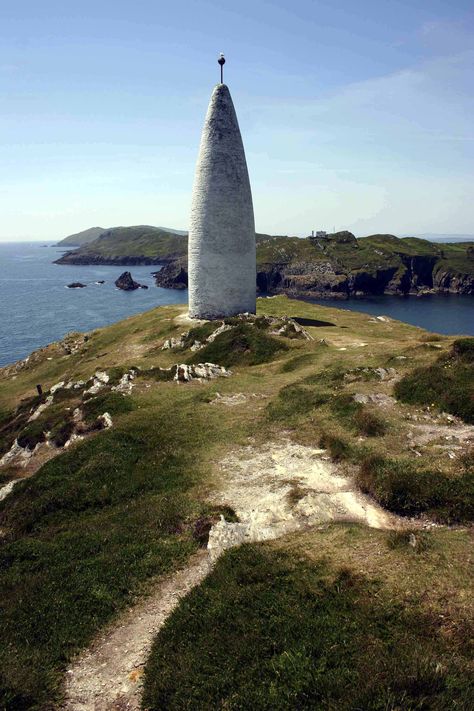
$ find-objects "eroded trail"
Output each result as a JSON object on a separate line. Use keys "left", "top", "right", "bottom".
{"left": 62, "top": 552, "right": 210, "bottom": 710}
{"left": 62, "top": 440, "right": 401, "bottom": 710}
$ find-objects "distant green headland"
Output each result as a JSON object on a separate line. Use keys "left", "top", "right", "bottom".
{"left": 54, "top": 225, "right": 474, "bottom": 298}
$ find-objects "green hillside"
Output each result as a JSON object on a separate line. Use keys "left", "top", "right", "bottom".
{"left": 56, "top": 225, "right": 188, "bottom": 264}
{"left": 0, "top": 298, "right": 473, "bottom": 707}
{"left": 56, "top": 226, "right": 107, "bottom": 247}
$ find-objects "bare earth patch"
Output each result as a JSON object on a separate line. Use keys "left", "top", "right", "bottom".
{"left": 208, "top": 440, "right": 397, "bottom": 560}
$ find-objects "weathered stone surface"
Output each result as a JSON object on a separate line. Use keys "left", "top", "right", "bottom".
{"left": 154, "top": 259, "right": 188, "bottom": 290}
{"left": 84, "top": 371, "right": 110, "bottom": 395}
{"left": 188, "top": 84, "right": 256, "bottom": 319}
{"left": 174, "top": 363, "right": 230, "bottom": 382}
{"left": 114, "top": 271, "right": 146, "bottom": 291}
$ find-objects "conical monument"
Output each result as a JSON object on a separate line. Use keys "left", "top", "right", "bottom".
{"left": 188, "top": 55, "right": 256, "bottom": 319}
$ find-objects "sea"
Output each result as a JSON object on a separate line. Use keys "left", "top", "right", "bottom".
{"left": 0, "top": 241, "right": 472, "bottom": 367}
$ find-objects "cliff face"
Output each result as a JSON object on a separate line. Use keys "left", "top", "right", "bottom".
{"left": 57, "top": 227, "right": 474, "bottom": 298}
{"left": 157, "top": 249, "right": 474, "bottom": 298}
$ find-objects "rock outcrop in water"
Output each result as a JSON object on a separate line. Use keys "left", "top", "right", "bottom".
{"left": 115, "top": 272, "right": 148, "bottom": 291}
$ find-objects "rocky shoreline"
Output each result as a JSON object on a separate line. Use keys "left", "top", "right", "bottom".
{"left": 54, "top": 229, "right": 474, "bottom": 298}
{"left": 155, "top": 256, "right": 474, "bottom": 298}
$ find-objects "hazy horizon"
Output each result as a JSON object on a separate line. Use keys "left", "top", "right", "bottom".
{"left": 1, "top": 1, "right": 473, "bottom": 241}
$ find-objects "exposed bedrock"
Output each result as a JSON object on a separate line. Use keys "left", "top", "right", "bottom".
{"left": 115, "top": 272, "right": 148, "bottom": 291}
{"left": 156, "top": 253, "right": 474, "bottom": 298}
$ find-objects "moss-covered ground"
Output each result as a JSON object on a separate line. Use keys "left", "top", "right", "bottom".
{"left": 0, "top": 296, "right": 472, "bottom": 708}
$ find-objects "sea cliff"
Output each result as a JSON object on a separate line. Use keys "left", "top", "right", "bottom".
{"left": 55, "top": 226, "right": 474, "bottom": 298}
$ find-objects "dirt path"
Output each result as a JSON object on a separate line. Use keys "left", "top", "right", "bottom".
{"left": 62, "top": 552, "right": 210, "bottom": 710}
{"left": 62, "top": 439, "right": 403, "bottom": 710}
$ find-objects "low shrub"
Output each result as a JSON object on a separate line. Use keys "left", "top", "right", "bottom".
{"left": 136, "top": 366, "right": 175, "bottom": 382}
{"left": 182, "top": 322, "right": 220, "bottom": 348}
{"left": 188, "top": 323, "right": 288, "bottom": 368}
{"left": 357, "top": 455, "right": 474, "bottom": 523}
{"left": 319, "top": 432, "right": 353, "bottom": 461}
{"left": 395, "top": 338, "right": 474, "bottom": 423}
{"left": 267, "top": 384, "right": 329, "bottom": 422}
{"left": 354, "top": 408, "right": 388, "bottom": 437}
{"left": 81, "top": 391, "right": 135, "bottom": 425}
{"left": 16, "top": 405, "right": 73, "bottom": 450}
{"left": 452, "top": 337, "right": 474, "bottom": 362}
{"left": 303, "top": 365, "right": 346, "bottom": 388}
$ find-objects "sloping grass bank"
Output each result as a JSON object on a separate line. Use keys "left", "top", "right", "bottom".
{"left": 357, "top": 454, "right": 474, "bottom": 524}
{"left": 0, "top": 389, "right": 217, "bottom": 709}
{"left": 143, "top": 527, "right": 474, "bottom": 710}
{"left": 395, "top": 338, "right": 474, "bottom": 423}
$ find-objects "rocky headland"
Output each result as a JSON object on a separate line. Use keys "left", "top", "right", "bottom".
{"left": 55, "top": 226, "right": 474, "bottom": 298}
{"left": 1, "top": 298, "right": 473, "bottom": 709}
{"left": 156, "top": 231, "right": 474, "bottom": 298}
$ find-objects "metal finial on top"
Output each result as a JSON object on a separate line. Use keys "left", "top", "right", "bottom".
{"left": 218, "top": 53, "right": 225, "bottom": 83}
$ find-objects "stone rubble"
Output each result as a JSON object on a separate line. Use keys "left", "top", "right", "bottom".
{"left": 111, "top": 371, "right": 137, "bottom": 394}
{"left": 162, "top": 336, "right": 186, "bottom": 350}
{"left": 84, "top": 371, "right": 110, "bottom": 396}
{"left": 28, "top": 395, "right": 54, "bottom": 422}
{"left": 353, "top": 393, "right": 397, "bottom": 407}
{"left": 174, "top": 363, "right": 230, "bottom": 383}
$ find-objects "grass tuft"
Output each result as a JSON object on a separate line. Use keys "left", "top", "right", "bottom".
{"left": 395, "top": 338, "right": 474, "bottom": 423}
{"left": 188, "top": 323, "right": 288, "bottom": 368}
{"left": 357, "top": 455, "right": 474, "bottom": 523}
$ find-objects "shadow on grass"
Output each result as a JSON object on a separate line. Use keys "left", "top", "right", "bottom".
{"left": 293, "top": 316, "right": 336, "bottom": 328}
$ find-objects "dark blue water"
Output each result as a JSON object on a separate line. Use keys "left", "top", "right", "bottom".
{"left": 0, "top": 242, "right": 472, "bottom": 367}
{"left": 0, "top": 242, "right": 187, "bottom": 367}
{"left": 306, "top": 294, "right": 473, "bottom": 336}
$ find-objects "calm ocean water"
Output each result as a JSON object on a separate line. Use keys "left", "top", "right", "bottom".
{"left": 0, "top": 242, "right": 472, "bottom": 367}
{"left": 0, "top": 242, "right": 187, "bottom": 367}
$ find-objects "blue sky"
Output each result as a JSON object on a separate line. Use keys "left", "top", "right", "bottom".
{"left": 1, "top": 0, "right": 473, "bottom": 240}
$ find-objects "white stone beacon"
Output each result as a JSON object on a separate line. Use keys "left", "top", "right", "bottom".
{"left": 188, "top": 55, "right": 256, "bottom": 319}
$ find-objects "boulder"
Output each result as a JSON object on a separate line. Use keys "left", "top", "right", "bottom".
{"left": 67, "top": 282, "right": 86, "bottom": 289}
{"left": 115, "top": 271, "right": 143, "bottom": 291}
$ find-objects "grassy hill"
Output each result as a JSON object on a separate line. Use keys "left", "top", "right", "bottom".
{"left": 0, "top": 297, "right": 473, "bottom": 707}
{"left": 56, "top": 225, "right": 188, "bottom": 265}
{"left": 56, "top": 226, "right": 107, "bottom": 247}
